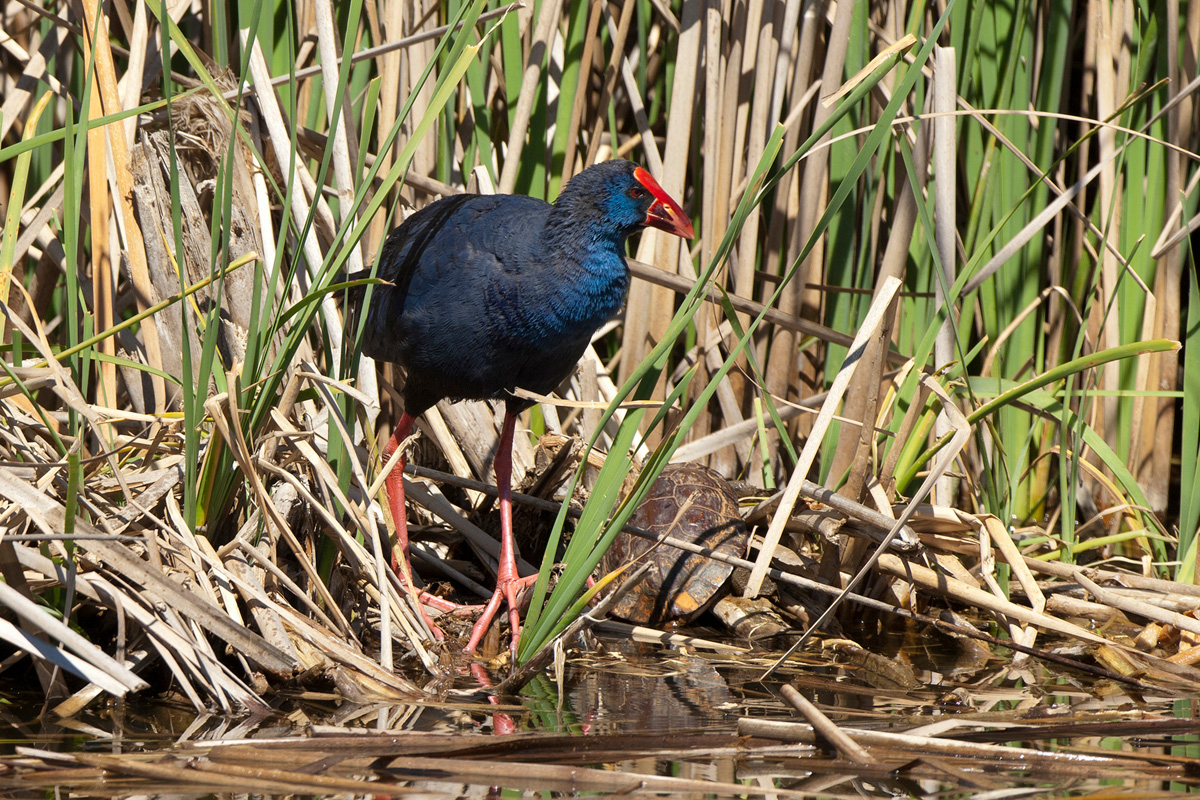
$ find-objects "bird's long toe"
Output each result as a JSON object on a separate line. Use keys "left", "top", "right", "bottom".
{"left": 464, "top": 587, "right": 507, "bottom": 655}
{"left": 395, "top": 584, "right": 447, "bottom": 641}
{"left": 504, "top": 582, "right": 523, "bottom": 656}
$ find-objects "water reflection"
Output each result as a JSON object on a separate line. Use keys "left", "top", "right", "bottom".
{"left": 566, "top": 640, "right": 737, "bottom": 732}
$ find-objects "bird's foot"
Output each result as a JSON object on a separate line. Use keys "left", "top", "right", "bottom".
{"left": 418, "top": 592, "right": 478, "bottom": 614}
{"left": 395, "top": 586, "right": 448, "bottom": 642}
{"left": 399, "top": 586, "right": 490, "bottom": 640}
{"left": 394, "top": 565, "right": 536, "bottom": 653}
{"left": 463, "top": 573, "right": 539, "bottom": 656}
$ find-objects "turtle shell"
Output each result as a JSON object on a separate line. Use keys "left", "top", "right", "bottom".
{"left": 601, "top": 463, "right": 747, "bottom": 625}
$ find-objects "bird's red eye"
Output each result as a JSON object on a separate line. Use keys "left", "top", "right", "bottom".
{"left": 629, "top": 186, "right": 646, "bottom": 199}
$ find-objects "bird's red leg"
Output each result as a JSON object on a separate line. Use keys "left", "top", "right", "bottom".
{"left": 382, "top": 413, "right": 458, "bottom": 635}
{"left": 464, "top": 409, "right": 535, "bottom": 655}
{"left": 382, "top": 413, "right": 416, "bottom": 577}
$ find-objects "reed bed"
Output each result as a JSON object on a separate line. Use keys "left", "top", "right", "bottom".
{"left": 0, "top": 0, "right": 1197, "bottom": 717}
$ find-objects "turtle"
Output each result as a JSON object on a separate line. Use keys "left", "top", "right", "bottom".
{"left": 600, "top": 463, "right": 749, "bottom": 626}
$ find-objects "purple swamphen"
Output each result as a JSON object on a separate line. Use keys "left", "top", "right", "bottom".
{"left": 352, "top": 160, "right": 694, "bottom": 655}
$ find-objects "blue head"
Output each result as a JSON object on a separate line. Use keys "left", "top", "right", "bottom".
{"left": 535, "top": 160, "right": 693, "bottom": 335}
{"left": 549, "top": 160, "right": 694, "bottom": 246}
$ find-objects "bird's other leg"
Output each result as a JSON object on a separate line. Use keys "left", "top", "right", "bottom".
{"left": 382, "top": 413, "right": 457, "bottom": 636}
{"left": 382, "top": 412, "right": 417, "bottom": 581}
{"left": 464, "top": 409, "right": 535, "bottom": 656}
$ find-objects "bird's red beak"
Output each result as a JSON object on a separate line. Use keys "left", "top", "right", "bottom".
{"left": 634, "top": 167, "right": 695, "bottom": 240}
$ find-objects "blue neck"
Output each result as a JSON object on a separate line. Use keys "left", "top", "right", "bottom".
{"left": 539, "top": 229, "right": 632, "bottom": 337}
